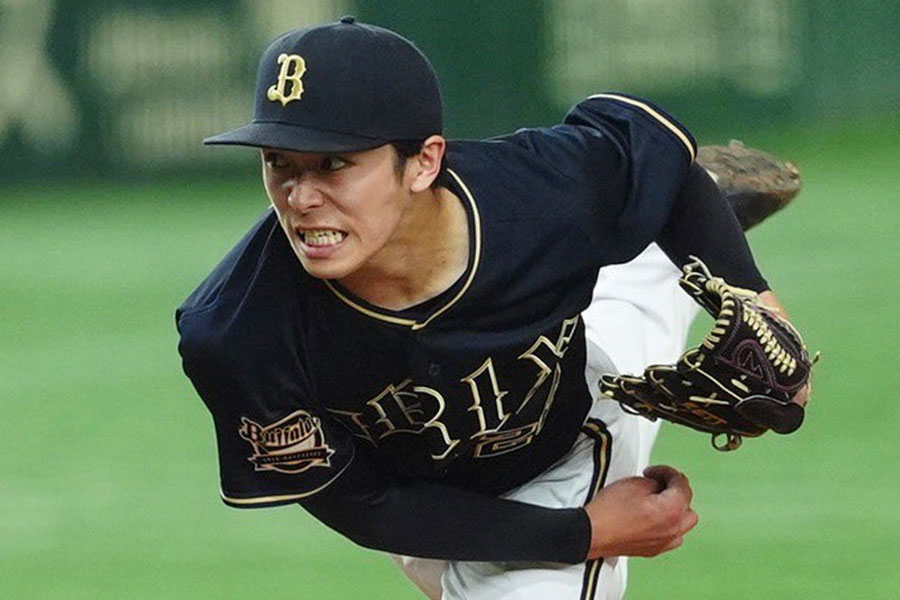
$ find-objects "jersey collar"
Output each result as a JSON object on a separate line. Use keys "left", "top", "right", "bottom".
{"left": 322, "top": 168, "right": 482, "bottom": 329}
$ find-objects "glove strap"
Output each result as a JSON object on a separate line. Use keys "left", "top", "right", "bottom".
{"left": 712, "top": 432, "right": 743, "bottom": 452}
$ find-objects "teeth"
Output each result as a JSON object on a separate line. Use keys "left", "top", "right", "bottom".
{"left": 301, "top": 229, "right": 346, "bottom": 246}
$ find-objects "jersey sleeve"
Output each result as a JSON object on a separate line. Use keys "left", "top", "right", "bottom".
{"left": 657, "top": 162, "right": 768, "bottom": 291}
{"left": 176, "top": 306, "right": 355, "bottom": 508}
{"left": 569, "top": 93, "right": 697, "bottom": 264}
{"left": 298, "top": 451, "right": 592, "bottom": 564}
{"left": 505, "top": 93, "right": 697, "bottom": 266}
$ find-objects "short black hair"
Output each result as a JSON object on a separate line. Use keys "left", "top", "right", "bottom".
{"left": 390, "top": 139, "right": 448, "bottom": 189}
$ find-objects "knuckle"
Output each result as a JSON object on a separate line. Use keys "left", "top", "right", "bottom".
{"left": 682, "top": 511, "right": 699, "bottom": 532}
{"left": 666, "top": 510, "right": 683, "bottom": 529}
{"left": 659, "top": 502, "right": 685, "bottom": 528}
{"left": 690, "top": 509, "right": 700, "bottom": 526}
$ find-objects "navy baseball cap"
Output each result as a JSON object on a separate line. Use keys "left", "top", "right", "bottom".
{"left": 204, "top": 16, "right": 443, "bottom": 153}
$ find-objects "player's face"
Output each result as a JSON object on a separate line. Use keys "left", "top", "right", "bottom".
{"left": 261, "top": 145, "right": 413, "bottom": 280}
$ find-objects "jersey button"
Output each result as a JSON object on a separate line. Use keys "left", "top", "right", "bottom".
{"left": 427, "top": 363, "right": 441, "bottom": 377}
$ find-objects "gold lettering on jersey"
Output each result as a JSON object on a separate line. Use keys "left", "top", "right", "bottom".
{"left": 462, "top": 357, "right": 511, "bottom": 436}
{"left": 516, "top": 315, "right": 580, "bottom": 434}
{"left": 328, "top": 380, "right": 459, "bottom": 460}
{"left": 329, "top": 316, "right": 581, "bottom": 462}
{"left": 267, "top": 54, "right": 307, "bottom": 106}
{"left": 238, "top": 410, "right": 334, "bottom": 474}
{"left": 326, "top": 408, "right": 375, "bottom": 443}
{"left": 368, "top": 380, "right": 459, "bottom": 460}
{"left": 463, "top": 315, "right": 580, "bottom": 459}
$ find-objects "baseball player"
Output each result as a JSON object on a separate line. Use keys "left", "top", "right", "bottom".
{"left": 177, "top": 18, "right": 808, "bottom": 600}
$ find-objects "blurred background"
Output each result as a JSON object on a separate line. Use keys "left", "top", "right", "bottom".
{"left": 1, "top": 1, "right": 897, "bottom": 598}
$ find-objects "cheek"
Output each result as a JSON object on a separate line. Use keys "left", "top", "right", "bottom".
{"left": 353, "top": 187, "right": 406, "bottom": 241}
{"left": 263, "top": 185, "right": 294, "bottom": 241}
{"left": 263, "top": 178, "right": 290, "bottom": 218}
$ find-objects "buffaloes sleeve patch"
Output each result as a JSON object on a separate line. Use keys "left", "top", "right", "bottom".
{"left": 219, "top": 408, "right": 354, "bottom": 508}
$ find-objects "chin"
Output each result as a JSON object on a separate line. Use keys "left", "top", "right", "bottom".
{"left": 296, "top": 254, "right": 355, "bottom": 281}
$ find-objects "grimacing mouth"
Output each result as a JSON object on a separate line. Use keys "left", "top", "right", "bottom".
{"left": 296, "top": 228, "right": 348, "bottom": 246}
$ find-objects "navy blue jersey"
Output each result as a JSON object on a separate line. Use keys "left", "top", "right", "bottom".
{"left": 177, "top": 94, "right": 696, "bottom": 512}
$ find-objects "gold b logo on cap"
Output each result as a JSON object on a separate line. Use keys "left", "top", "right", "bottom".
{"left": 267, "top": 54, "right": 307, "bottom": 106}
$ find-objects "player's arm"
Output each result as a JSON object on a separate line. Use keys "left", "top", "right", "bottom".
{"left": 655, "top": 160, "right": 768, "bottom": 293}
{"left": 179, "top": 320, "right": 687, "bottom": 563}
{"left": 564, "top": 94, "right": 777, "bottom": 298}
{"left": 656, "top": 166, "right": 796, "bottom": 325}
{"left": 301, "top": 449, "right": 697, "bottom": 562}
{"left": 656, "top": 156, "right": 808, "bottom": 405}
{"left": 584, "top": 466, "right": 699, "bottom": 558}
{"left": 298, "top": 448, "right": 594, "bottom": 563}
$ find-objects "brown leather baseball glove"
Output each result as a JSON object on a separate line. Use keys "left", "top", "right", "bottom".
{"left": 697, "top": 140, "right": 803, "bottom": 230}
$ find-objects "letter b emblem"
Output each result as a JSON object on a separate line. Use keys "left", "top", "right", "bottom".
{"left": 267, "top": 54, "right": 307, "bottom": 106}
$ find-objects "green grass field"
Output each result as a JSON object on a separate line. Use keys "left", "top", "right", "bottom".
{"left": 2, "top": 119, "right": 898, "bottom": 599}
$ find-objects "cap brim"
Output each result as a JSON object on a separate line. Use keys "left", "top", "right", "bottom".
{"left": 203, "top": 121, "right": 388, "bottom": 153}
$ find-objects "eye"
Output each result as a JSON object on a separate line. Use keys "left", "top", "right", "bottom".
{"left": 320, "top": 156, "right": 349, "bottom": 171}
{"left": 263, "top": 152, "right": 289, "bottom": 169}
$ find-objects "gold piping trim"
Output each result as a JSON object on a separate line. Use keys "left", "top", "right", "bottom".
{"left": 587, "top": 93, "right": 696, "bottom": 162}
{"left": 322, "top": 168, "right": 482, "bottom": 330}
{"left": 583, "top": 560, "right": 602, "bottom": 600}
{"left": 412, "top": 168, "right": 482, "bottom": 330}
{"left": 581, "top": 421, "right": 610, "bottom": 600}
{"left": 322, "top": 280, "right": 418, "bottom": 326}
{"left": 221, "top": 452, "right": 353, "bottom": 505}
{"left": 223, "top": 490, "right": 319, "bottom": 505}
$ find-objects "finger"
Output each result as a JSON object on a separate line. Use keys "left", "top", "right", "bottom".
{"left": 630, "top": 475, "right": 665, "bottom": 495}
{"left": 588, "top": 476, "right": 657, "bottom": 508}
{"left": 661, "top": 535, "right": 685, "bottom": 553}
{"left": 657, "top": 470, "right": 693, "bottom": 504}
{"left": 643, "top": 465, "right": 680, "bottom": 488}
{"left": 680, "top": 509, "right": 700, "bottom": 533}
{"left": 644, "top": 465, "right": 688, "bottom": 492}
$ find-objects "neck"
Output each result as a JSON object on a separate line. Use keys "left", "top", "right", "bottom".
{"left": 338, "top": 186, "right": 469, "bottom": 310}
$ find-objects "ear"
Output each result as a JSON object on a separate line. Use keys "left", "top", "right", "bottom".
{"left": 408, "top": 135, "right": 447, "bottom": 193}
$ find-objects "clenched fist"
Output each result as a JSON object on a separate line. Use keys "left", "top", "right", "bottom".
{"left": 584, "top": 465, "right": 699, "bottom": 559}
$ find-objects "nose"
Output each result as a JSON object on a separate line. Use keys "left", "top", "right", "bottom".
{"left": 285, "top": 178, "right": 325, "bottom": 212}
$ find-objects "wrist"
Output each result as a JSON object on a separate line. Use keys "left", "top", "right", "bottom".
{"left": 756, "top": 290, "right": 789, "bottom": 319}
